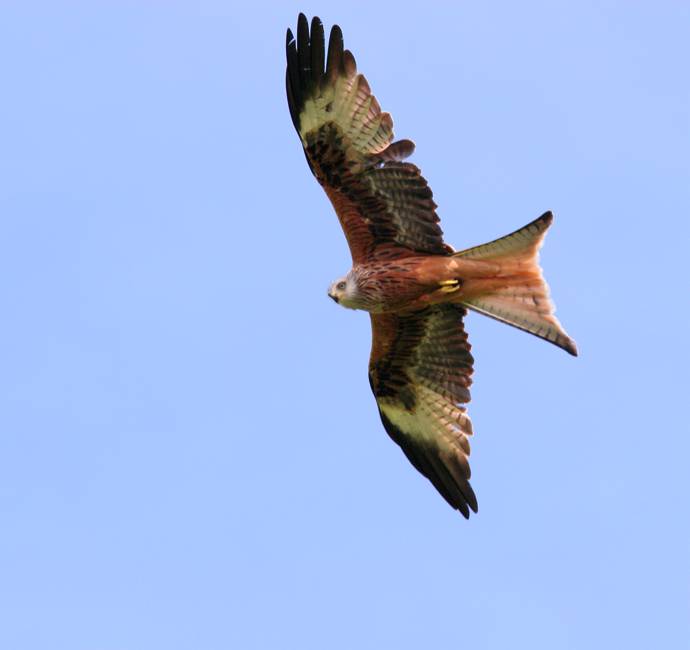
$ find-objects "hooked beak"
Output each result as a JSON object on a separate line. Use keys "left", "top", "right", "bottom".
{"left": 328, "top": 292, "right": 339, "bottom": 304}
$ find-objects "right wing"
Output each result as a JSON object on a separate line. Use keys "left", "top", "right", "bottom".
{"left": 286, "top": 14, "right": 452, "bottom": 263}
{"left": 369, "top": 305, "right": 478, "bottom": 518}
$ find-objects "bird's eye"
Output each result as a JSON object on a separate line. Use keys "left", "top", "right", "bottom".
{"left": 337, "top": 281, "right": 346, "bottom": 291}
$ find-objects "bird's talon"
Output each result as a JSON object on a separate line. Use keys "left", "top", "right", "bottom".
{"left": 439, "top": 279, "right": 461, "bottom": 293}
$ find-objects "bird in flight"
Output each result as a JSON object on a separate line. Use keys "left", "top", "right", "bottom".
{"left": 286, "top": 14, "right": 577, "bottom": 518}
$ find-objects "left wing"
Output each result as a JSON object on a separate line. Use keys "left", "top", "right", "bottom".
{"left": 369, "top": 305, "right": 478, "bottom": 517}
{"left": 286, "top": 14, "right": 452, "bottom": 263}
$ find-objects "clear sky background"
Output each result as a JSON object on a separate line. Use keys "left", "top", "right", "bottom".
{"left": 1, "top": 2, "right": 689, "bottom": 649}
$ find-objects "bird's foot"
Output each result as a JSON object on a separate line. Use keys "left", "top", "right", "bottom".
{"left": 438, "top": 279, "right": 461, "bottom": 293}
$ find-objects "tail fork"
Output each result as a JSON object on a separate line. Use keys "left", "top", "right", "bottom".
{"left": 455, "top": 212, "right": 578, "bottom": 356}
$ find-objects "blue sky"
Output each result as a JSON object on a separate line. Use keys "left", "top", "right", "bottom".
{"left": 1, "top": 2, "right": 689, "bottom": 648}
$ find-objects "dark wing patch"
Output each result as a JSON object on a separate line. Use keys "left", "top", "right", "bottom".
{"left": 369, "top": 305, "right": 477, "bottom": 517}
{"left": 286, "top": 14, "right": 451, "bottom": 263}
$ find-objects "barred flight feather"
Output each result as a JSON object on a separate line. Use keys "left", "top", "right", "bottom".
{"left": 369, "top": 305, "right": 477, "bottom": 517}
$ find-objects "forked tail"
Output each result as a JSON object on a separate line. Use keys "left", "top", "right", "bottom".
{"left": 455, "top": 211, "right": 578, "bottom": 356}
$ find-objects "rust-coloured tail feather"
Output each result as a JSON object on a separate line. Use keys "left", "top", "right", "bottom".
{"left": 456, "top": 212, "right": 578, "bottom": 356}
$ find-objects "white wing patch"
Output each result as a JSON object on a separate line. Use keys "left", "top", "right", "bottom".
{"left": 299, "top": 74, "right": 394, "bottom": 156}
{"left": 379, "top": 385, "right": 473, "bottom": 457}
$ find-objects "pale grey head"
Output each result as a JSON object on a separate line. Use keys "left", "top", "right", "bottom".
{"left": 327, "top": 271, "right": 361, "bottom": 310}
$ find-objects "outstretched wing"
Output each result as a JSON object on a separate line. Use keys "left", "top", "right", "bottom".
{"left": 286, "top": 14, "right": 451, "bottom": 263}
{"left": 369, "top": 305, "right": 478, "bottom": 517}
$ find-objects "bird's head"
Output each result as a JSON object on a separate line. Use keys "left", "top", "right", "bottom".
{"left": 327, "top": 273, "right": 358, "bottom": 309}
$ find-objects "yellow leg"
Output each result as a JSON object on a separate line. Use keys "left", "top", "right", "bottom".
{"left": 439, "top": 279, "right": 461, "bottom": 293}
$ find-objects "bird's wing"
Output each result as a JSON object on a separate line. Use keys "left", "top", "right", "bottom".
{"left": 286, "top": 14, "right": 451, "bottom": 264}
{"left": 369, "top": 305, "right": 477, "bottom": 517}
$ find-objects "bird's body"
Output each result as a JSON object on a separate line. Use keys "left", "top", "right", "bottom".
{"left": 332, "top": 253, "right": 552, "bottom": 313}
{"left": 286, "top": 14, "right": 577, "bottom": 517}
{"left": 331, "top": 257, "right": 440, "bottom": 313}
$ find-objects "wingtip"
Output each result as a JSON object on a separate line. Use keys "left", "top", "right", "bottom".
{"left": 343, "top": 49, "right": 357, "bottom": 75}
{"left": 538, "top": 210, "right": 554, "bottom": 229}
{"left": 565, "top": 338, "right": 579, "bottom": 357}
{"left": 456, "top": 492, "right": 478, "bottom": 519}
{"left": 465, "top": 485, "right": 479, "bottom": 515}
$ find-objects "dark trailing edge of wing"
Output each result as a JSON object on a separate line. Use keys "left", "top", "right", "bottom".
{"left": 378, "top": 409, "right": 478, "bottom": 519}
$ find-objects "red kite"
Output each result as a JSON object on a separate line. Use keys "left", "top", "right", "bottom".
{"left": 286, "top": 14, "right": 577, "bottom": 517}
